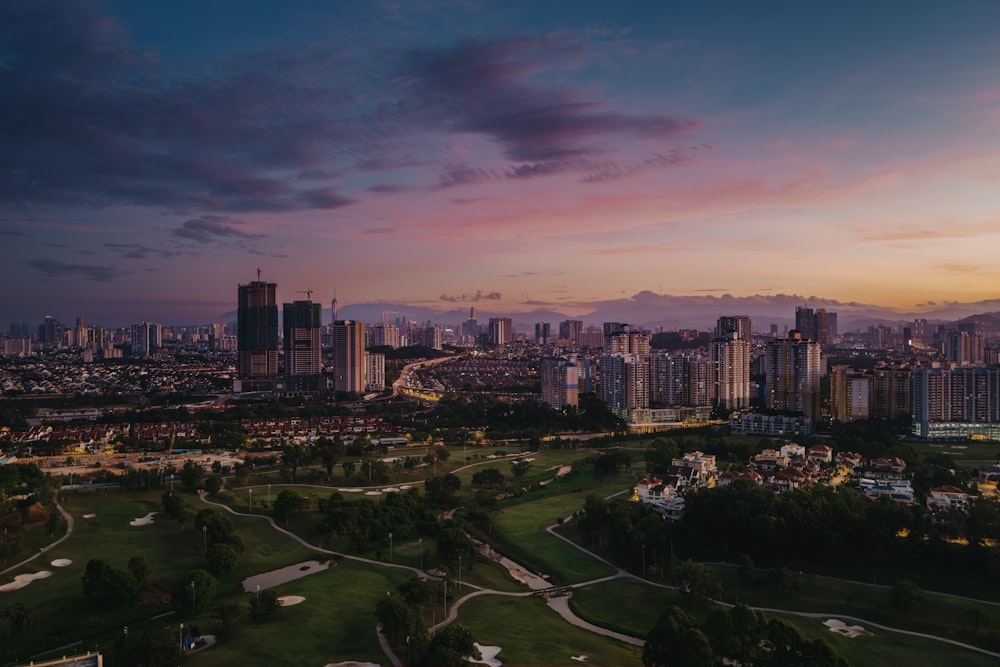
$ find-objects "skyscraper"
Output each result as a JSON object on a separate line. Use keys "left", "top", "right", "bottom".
{"left": 559, "top": 319, "right": 583, "bottom": 344}
{"left": 541, "top": 355, "right": 579, "bottom": 409}
{"left": 600, "top": 353, "right": 649, "bottom": 415}
{"left": 710, "top": 316, "right": 751, "bottom": 409}
{"left": 283, "top": 299, "right": 323, "bottom": 391}
{"left": 764, "top": 330, "right": 821, "bottom": 418}
{"left": 331, "top": 320, "right": 365, "bottom": 393}
{"left": 237, "top": 278, "right": 279, "bottom": 390}
{"left": 488, "top": 317, "right": 512, "bottom": 347}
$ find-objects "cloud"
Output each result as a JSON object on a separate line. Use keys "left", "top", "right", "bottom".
{"left": 0, "top": 229, "right": 29, "bottom": 237}
{"left": 172, "top": 215, "right": 262, "bottom": 243}
{"left": 439, "top": 290, "right": 502, "bottom": 302}
{"left": 27, "top": 258, "right": 126, "bottom": 282}
{"left": 105, "top": 242, "right": 179, "bottom": 259}
{"left": 364, "top": 227, "right": 396, "bottom": 234}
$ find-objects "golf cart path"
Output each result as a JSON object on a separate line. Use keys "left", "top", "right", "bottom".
{"left": 0, "top": 497, "right": 74, "bottom": 577}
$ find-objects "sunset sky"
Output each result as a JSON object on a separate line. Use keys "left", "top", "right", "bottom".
{"left": 3, "top": 1, "right": 1000, "bottom": 326}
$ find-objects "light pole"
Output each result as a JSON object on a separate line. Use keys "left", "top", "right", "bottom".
{"left": 267, "top": 483, "right": 271, "bottom": 506}
{"left": 191, "top": 580, "right": 195, "bottom": 612}
{"left": 458, "top": 555, "right": 463, "bottom": 585}
{"left": 256, "top": 584, "right": 260, "bottom": 602}
{"left": 389, "top": 532, "right": 393, "bottom": 563}
{"left": 248, "top": 488, "right": 253, "bottom": 513}
{"left": 202, "top": 525, "right": 207, "bottom": 554}
{"left": 179, "top": 622, "right": 184, "bottom": 651}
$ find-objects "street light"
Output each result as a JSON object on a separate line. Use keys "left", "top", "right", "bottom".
{"left": 179, "top": 623, "right": 184, "bottom": 651}
{"left": 389, "top": 532, "right": 393, "bottom": 563}
{"left": 248, "top": 488, "right": 253, "bottom": 514}
{"left": 202, "top": 525, "right": 207, "bottom": 554}
{"left": 267, "top": 483, "right": 271, "bottom": 506}
{"left": 191, "top": 580, "right": 195, "bottom": 612}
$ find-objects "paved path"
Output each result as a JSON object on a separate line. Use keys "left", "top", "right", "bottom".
{"left": 0, "top": 496, "right": 74, "bottom": 577}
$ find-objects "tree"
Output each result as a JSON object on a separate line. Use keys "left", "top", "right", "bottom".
{"left": 105, "top": 627, "right": 182, "bottom": 667}
{"left": 180, "top": 459, "right": 204, "bottom": 492}
{"left": 249, "top": 588, "right": 281, "bottom": 623}
{"left": 471, "top": 468, "right": 505, "bottom": 490}
{"left": 161, "top": 491, "right": 187, "bottom": 521}
{"left": 127, "top": 555, "right": 151, "bottom": 591}
{"left": 376, "top": 591, "right": 413, "bottom": 643}
{"left": 203, "top": 475, "right": 223, "bottom": 494}
{"left": 281, "top": 444, "right": 313, "bottom": 483}
{"left": 174, "top": 569, "right": 218, "bottom": 614}
{"left": 0, "top": 603, "right": 32, "bottom": 639}
{"left": 342, "top": 460, "right": 357, "bottom": 477}
{"left": 673, "top": 560, "right": 722, "bottom": 611}
{"left": 643, "top": 605, "right": 713, "bottom": 667}
{"left": 82, "top": 559, "right": 139, "bottom": 608}
{"left": 510, "top": 459, "right": 532, "bottom": 479}
{"left": 206, "top": 543, "right": 240, "bottom": 576}
{"left": 272, "top": 489, "right": 307, "bottom": 525}
{"left": 317, "top": 436, "right": 345, "bottom": 478}
{"left": 891, "top": 579, "right": 923, "bottom": 616}
{"left": 420, "top": 623, "right": 480, "bottom": 667}
{"left": 424, "top": 473, "right": 461, "bottom": 507}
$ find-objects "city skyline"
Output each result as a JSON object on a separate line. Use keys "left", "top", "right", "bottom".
{"left": 3, "top": 2, "right": 1000, "bottom": 325}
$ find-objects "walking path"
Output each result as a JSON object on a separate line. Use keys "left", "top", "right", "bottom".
{"left": 0, "top": 496, "right": 74, "bottom": 577}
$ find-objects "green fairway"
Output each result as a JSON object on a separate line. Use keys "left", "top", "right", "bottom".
{"left": 907, "top": 441, "right": 1000, "bottom": 470}
{"left": 457, "top": 592, "right": 643, "bottom": 666}
{"left": 489, "top": 488, "right": 625, "bottom": 584}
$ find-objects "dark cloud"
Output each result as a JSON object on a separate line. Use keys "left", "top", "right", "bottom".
{"left": 172, "top": 215, "right": 262, "bottom": 243}
{"left": 105, "top": 242, "right": 179, "bottom": 259}
{"left": 0, "top": 229, "right": 29, "bottom": 237}
{"left": 27, "top": 258, "right": 127, "bottom": 282}
{"left": 364, "top": 227, "right": 396, "bottom": 234}
{"left": 439, "top": 290, "right": 502, "bottom": 302}
{"left": 405, "top": 37, "right": 700, "bottom": 178}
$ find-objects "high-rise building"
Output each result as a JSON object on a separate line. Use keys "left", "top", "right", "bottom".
{"left": 872, "top": 364, "right": 912, "bottom": 419}
{"left": 600, "top": 353, "right": 649, "bottom": 415}
{"left": 331, "top": 320, "right": 365, "bottom": 393}
{"left": 794, "top": 306, "right": 814, "bottom": 341}
{"left": 710, "top": 334, "right": 751, "bottom": 409}
{"left": 237, "top": 279, "right": 279, "bottom": 389}
{"left": 913, "top": 365, "right": 1000, "bottom": 438}
{"left": 365, "top": 352, "right": 385, "bottom": 391}
{"left": 559, "top": 320, "right": 583, "bottom": 345}
{"left": 541, "top": 355, "right": 579, "bottom": 409}
{"left": 649, "top": 351, "right": 690, "bottom": 406}
{"left": 534, "top": 322, "right": 551, "bottom": 345}
{"left": 606, "top": 331, "right": 650, "bottom": 356}
{"left": 368, "top": 324, "right": 401, "bottom": 349}
{"left": 944, "top": 331, "right": 985, "bottom": 365}
{"left": 830, "top": 365, "right": 872, "bottom": 422}
{"left": 461, "top": 307, "right": 479, "bottom": 340}
{"left": 716, "top": 316, "right": 752, "bottom": 342}
{"left": 488, "top": 317, "right": 512, "bottom": 347}
{"left": 283, "top": 300, "right": 323, "bottom": 390}
{"left": 38, "top": 315, "right": 62, "bottom": 348}
{"left": 765, "top": 330, "right": 821, "bottom": 417}
{"left": 130, "top": 321, "right": 161, "bottom": 358}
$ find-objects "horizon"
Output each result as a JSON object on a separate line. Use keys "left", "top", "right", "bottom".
{"left": 3, "top": 2, "right": 1000, "bottom": 325}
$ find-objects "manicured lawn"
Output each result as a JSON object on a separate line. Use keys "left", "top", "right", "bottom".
{"left": 458, "top": 592, "right": 643, "bottom": 666}
{"left": 489, "top": 490, "right": 625, "bottom": 584}
{"left": 187, "top": 558, "right": 413, "bottom": 667}
{"left": 907, "top": 441, "right": 1000, "bottom": 470}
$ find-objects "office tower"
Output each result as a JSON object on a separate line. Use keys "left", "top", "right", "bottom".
{"left": 716, "top": 316, "right": 751, "bottom": 342}
{"left": 764, "top": 330, "right": 821, "bottom": 417}
{"left": 331, "top": 320, "right": 365, "bottom": 393}
{"left": 488, "top": 317, "right": 513, "bottom": 347}
{"left": 812, "top": 309, "right": 831, "bottom": 347}
{"left": 945, "top": 331, "right": 984, "bottom": 365}
{"left": 534, "top": 322, "right": 551, "bottom": 345}
{"left": 830, "top": 365, "right": 872, "bottom": 422}
{"left": 237, "top": 278, "right": 279, "bottom": 389}
{"left": 283, "top": 300, "right": 323, "bottom": 391}
{"left": 130, "top": 321, "right": 161, "bottom": 358}
{"left": 419, "top": 325, "right": 443, "bottom": 350}
{"left": 38, "top": 315, "right": 62, "bottom": 347}
{"left": 794, "top": 306, "right": 814, "bottom": 341}
{"left": 710, "top": 333, "right": 751, "bottom": 409}
{"left": 74, "top": 316, "right": 87, "bottom": 349}
{"left": 462, "top": 307, "right": 479, "bottom": 340}
{"left": 559, "top": 320, "right": 583, "bottom": 345}
{"left": 541, "top": 355, "right": 579, "bottom": 409}
{"left": 365, "top": 352, "right": 385, "bottom": 391}
{"left": 872, "top": 364, "right": 911, "bottom": 419}
{"left": 368, "top": 324, "right": 401, "bottom": 349}
{"left": 600, "top": 353, "right": 649, "bottom": 414}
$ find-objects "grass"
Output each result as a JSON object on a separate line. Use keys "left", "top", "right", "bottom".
{"left": 907, "top": 441, "right": 1000, "bottom": 470}
{"left": 457, "top": 592, "right": 643, "bottom": 666}
{"left": 568, "top": 579, "right": 1000, "bottom": 667}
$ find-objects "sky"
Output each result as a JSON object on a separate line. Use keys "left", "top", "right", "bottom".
{"left": 3, "top": 0, "right": 1000, "bottom": 327}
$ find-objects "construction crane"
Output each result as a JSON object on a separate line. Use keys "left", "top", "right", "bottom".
{"left": 296, "top": 289, "right": 314, "bottom": 300}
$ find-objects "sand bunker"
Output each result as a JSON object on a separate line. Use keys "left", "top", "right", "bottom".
{"left": 0, "top": 571, "right": 53, "bottom": 592}
{"left": 364, "top": 490, "right": 382, "bottom": 496}
{"left": 242, "top": 560, "right": 331, "bottom": 592}
{"left": 381, "top": 487, "right": 400, "bottom": 493}
{"left": 83, "top": 513, "right": 96, "bottom": 519}
{"left": 130, "top": 512, "right": 157, "bottom": 526}
{"left": 468, "top": 643, "right": 502, "bottom": 667}
{"left": 277, "top": 595, "right": 305, "bottom": 606}
{"left": 338, "top": 488, "right": 363, "bottom": 493}
{"left": 51, "top": 559, "right": 72, "bottom": 567}
{"left": 824, "top": 619, "right": 873, "bottom": 638}
{"left": 323, "top": 662, "right": 379, "bottom": 667}
{"left": 399, "top": 485, "right": 412, "bottom": 490}
{"left": 571, "top": 657, "right": 589, "bottom": 663}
